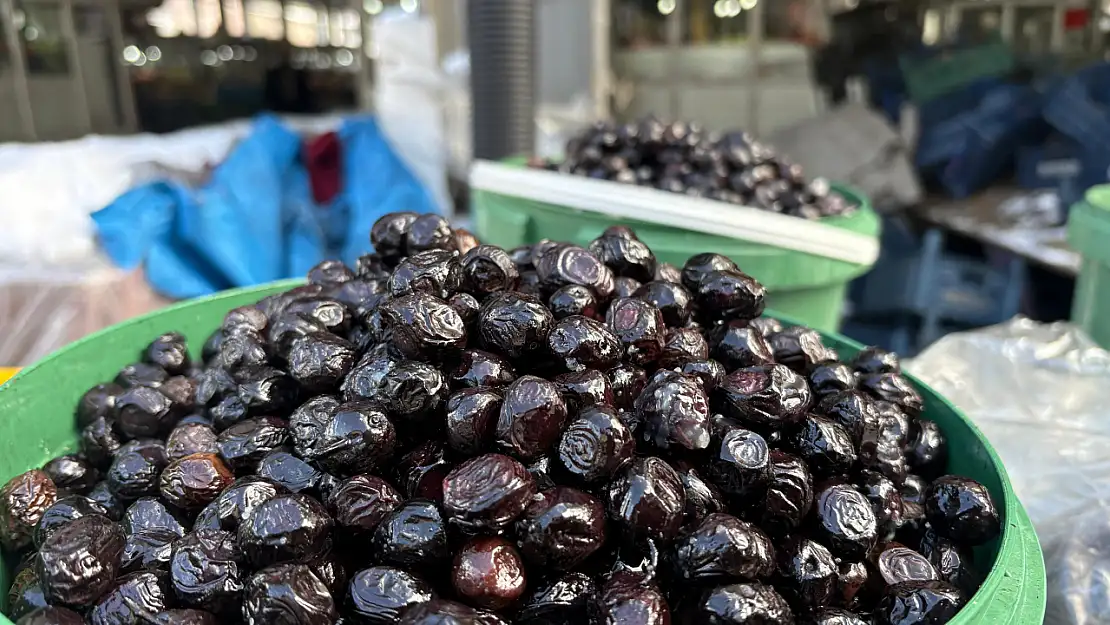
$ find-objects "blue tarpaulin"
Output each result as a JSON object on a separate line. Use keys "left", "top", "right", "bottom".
{"left": 92, "top": 115, "right": 439, "bottom": 299}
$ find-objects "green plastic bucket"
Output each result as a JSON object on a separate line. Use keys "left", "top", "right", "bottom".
{"left": 1069, "top": 185, "right": 1110, "bottom": 349}
{"left": 0, "top": 282, "right": 1044, "bottom": 624}
{"left": 471, "top": 162, "right": 881, "bottom": 333}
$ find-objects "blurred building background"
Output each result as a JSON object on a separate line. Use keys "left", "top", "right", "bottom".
{"left": 0, "top": 0, "right": 1102, "bottom": 142}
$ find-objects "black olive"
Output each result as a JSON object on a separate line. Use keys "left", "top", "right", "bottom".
{"left": 923, "top": 476, "right": 1000, "bottom": 546}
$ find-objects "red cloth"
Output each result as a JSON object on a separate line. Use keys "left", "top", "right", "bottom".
{"left": 304, "top": 131, "right": 342, "bottom": 204}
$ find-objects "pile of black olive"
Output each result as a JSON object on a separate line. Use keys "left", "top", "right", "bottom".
{"left": 0, "top": 211, "right": 999, "bottom": 625}
{"left": 529, "top": 117, "right": 857, "bottom": 220}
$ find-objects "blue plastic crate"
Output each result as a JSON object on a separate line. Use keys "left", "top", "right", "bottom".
{"left": 1017, "top": 140, "right": 1082, "bottom": 190}
{"left": 1044, "top": 64, "right": 1110, "bottom": 153}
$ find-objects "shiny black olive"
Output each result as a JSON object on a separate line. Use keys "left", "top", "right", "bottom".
{"left": 242, "top": 563, "right": 338, "bottom": 625}
{"left": 516, "top": 572, "right": 598, "bottom": 625}
{"left": 712, "top": 364, "right": 811, "bottom": 431}
{"left": 548, "top": 315, "right": 622, "bottom": 371}
{"left": 115, "top": 386, "right": 179, "bottom": 440}
{"left": 77, "top": 383, "right": 125, "bottom": 427}
{"left": 193, "top": 476, "right": 284, "bottom": 532}
{"left": 256, "top": 451, "right": 324, "bottom": 494}
{"left": 478, "top": 292, "right": 554, "bottom": 361}
{"left": 158, "top": 453, "right": 235, "bottom": 511}
{"left": 789, "top": 415, "right": 857, "bottom": 476}
{"left": 707, "top": 427, "right": 772, "bottom": 498}
{"left": 808, "top": 361, "right": 858, "bottom": 400}
{"left": 858, "top": 373, "right": 923, "bottom": 418}
{"left": 115, "top": 362, "right": 169, "bottom": 389}
{"left": 759, "top": 451, "right": 813, "bottom": 536}
{"left": 37, "top": 514, "right": 125, "bottom": 608}
{"left": 613, "top": 276, "right": 643, "bottom": 299}
{"left": 394, "top": 442, "right": 453, "bottom": 502}
{"left": 496, "top": 375, "right": 569, "bottom": 462}
{"left": 445, "top": 388, "right": 502, "bottom": 455}
{"left": 605, "top": 457, "right": 686, "bottom": 541}
{"left": 906, "top": 420, "right": 948, "bottom": 480}
{"left": 589, "top": 234, "right": 657, "bottom": 282}
{"left": 87, "top": 571, "right": 170, "bottom": 625}
{"left": 681, "top": 582, "right": 794, "bottom": 624}
{"left": 857, "top": 470, "right": 904, "bottom": 531}
{"left": 557, "top": 405, "right": 635, "bottom": 483}
{"left": 371, "top": 211, "right": 419, "bottom": 262}
{"left": 660, "top": 327, "right": 710, "bottom": 369}
{"left": 235, "top": 365, "right": 299, "bottom": 415}
{"left": 370, "top": 499, "right": 450, "bottom": 570}
{"left": 635, "top": 370, "right": 712, "bottom": 451}
{"left": 681, "top": 253, "right": 739, "bottom": 291}
{"left": 634, "top": 280, "right": 693, "bottom": 327}
{"left": 851, "top": 346, "right": 901, "bottom": 375}
{"left": 379, "top": 293, "right": 468, "bottom": 361}
{"left": 923, "top": 476, "right": 1000, "bottom": 546}
{"left": 450, "top": 349, "right": 517, "bottom": 390}
{"left": 873, "top": 580, "right": 963, "bottom": 625}
{"left": 596, "top": 570, "right": 670, "bottom": 625}
{"left": 872, "top": 542, "right": 938, "bottom": 586}
{"left": 673, "top": 513, "right": 775, "bottom": 582}
{"left": 608, "top": 363, "right": 648, "bottom": 412}
{"left": 553, "top": 369, "right": 613, "bottom": 414}
{"left": 389, "top": 249, "right": 463, "bottom": 299}
{"left": 107, "top": 446, "right": 167, "bottom": 500}
{"left": 775, "top": 536, "right": 837, "bottom": 612}
{"left": 680, "top": 359, "right": 727, "bottom": 392}
{"left": 768, "top": 326, "right": 836, "bottom": 373}
{"left": 347, "top": 566, "right": 434, "bottom": 623}
{"left": 217, "top": 417, "right": 290, "bottom": 472}
{"left": 287, "top": 333, "right": 357, "bottom": 392}
{"left": 452, "top": 536, "right": 528, "bottom": 610}
{"left": 307, "top": 259, "right": 356, "bottom": 287}
{"left": 442, "top": 453, "right": 535, "bottom": 532}
{"left": 549, "top": 284, "right": 598, "bottom": 320}
{"left": 516, "top": 487, "right": 606, "bottom": 570}
{"left": 331, "top": 475, "right": 402, "bottom": 535}
{"left": 918, "top": 527, "right": 980, "bottom": 595}
{"left": 536, "top": 244, "right": 615, "bottom": 299}
{"left": 170, "top": 529, "right": 244, "bottom": 614}
{"left": 813, "top": 485, "right": 878, "bottom": 559}
{"left": 237, "top": 493, "right": 333, "bottom": 567}
{"left": 605, "top": 297, "right": 666, "bottom": 366}
{"left": 41, "top": 455, "right": 98, "bottom": 497}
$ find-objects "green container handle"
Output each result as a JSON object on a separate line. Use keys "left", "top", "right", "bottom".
{"left": 0, "top": 284, "right": 1045, "bottom": 624}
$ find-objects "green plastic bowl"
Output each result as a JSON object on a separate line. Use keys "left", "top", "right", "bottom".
{"left": 0, "top": 282, "right": 1045, "bottom": 624}
{"left": 471, "top": 158, "right": 881, "bottom": 332}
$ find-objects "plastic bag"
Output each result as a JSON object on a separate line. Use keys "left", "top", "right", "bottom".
{"left": 907, "top": 318, "right": 1110, "bottom": 625}
{"left": 93, "top": 114, "right": 439, "bottom": 298}
{"left": 0, "top": 262, "right": 171, "bottom": 366}
{"left": 373, "top": 10, "right": 452, "bottom": 216}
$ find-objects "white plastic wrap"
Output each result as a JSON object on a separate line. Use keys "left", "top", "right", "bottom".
{"left": 907, "top": 318, "right": 1110, "bottom": 625}
{"left": 0, "top": 260, "right": 171, "bottom": 366}
{"left": 373, "top": 10, "right": 452, "bottom": 216}
{"left": 0, "top": 115, "right": 346, "bottom": 267}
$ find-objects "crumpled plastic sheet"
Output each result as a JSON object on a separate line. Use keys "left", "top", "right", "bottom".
{"left": 0, "top": 260, "right": 171, "bottom": 366}
{"left": 907, "top": 317, "right": 1110, "bottom": 625}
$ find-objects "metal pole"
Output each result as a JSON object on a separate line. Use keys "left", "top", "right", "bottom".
{"left": 665, "top": 0, "right": 682, "bottom": 120}
{"left": 105, "top": 0, "right": 139, "bottom": 132}
{"left": 60, "top": 0, "right": 93, "bottom": 135}
{"left": 590, "top": 0, "right": 612, "bottom": 120}
{"left": 468, "top": 0, "right": 536, "bottom": 159}
{"left": 1, "top": 0, "right": 37, "bottom": 140}
{"left": 747, "top": 0, "right": 765, "bottom": 132}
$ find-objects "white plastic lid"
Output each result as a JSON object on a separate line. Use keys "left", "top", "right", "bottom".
{"left": 470, "top": 160, "right": 880, "bottom": 266}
